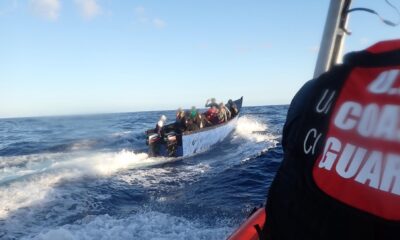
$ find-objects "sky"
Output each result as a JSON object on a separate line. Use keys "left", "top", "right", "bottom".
{"left": 0, "top": 0, "right": 399, "bottom": 118}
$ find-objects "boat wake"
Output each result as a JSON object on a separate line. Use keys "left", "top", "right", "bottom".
{"left": 231, "top": 116, "right": 279, "bottom": 161}
{"left": 235, "top": 115, "right": 278, "bottom": 143}
{"left": 0, "top": 150, "right": 222, "bottom": 239}
{"left": 0, "top": 150, "right": 174, "bottom": 220}
{"left": 24, "top": 211, "right": 232, "bottom": 240}
{"left": 0, "top": 109, "right": 284, "bottom": 239}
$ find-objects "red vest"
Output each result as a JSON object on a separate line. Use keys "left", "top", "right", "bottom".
{"left": 264, "top": 40, "right": 400, "bottom": 240}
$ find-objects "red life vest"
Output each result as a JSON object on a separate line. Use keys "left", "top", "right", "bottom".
{"left": 314, "top": 40, "right": 400, "bottom": 221}
{"left": 206, "top": 108, "right": 218, "bottom": 122}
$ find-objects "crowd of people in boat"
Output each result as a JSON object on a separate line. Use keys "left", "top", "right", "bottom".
{"left": 155, "top": 98, "right": 239, "bottom": 135}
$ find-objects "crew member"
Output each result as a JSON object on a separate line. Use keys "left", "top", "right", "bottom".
{"left": 262, "top": 40, "right": 400, "bottom": 240}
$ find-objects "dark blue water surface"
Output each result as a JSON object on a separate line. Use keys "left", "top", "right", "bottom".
{"left": 0, "top": 105, "right": 287, "bottom": 239}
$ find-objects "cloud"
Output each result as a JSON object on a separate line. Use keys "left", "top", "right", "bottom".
{"left": 75, "top": 0, "right": 101, "bottom": 19}
{"left": 134, "top": 6, "right": 166, "bottom": 29}
{"left": 153, "top": 18, "right": 166, "bottom": 28}
{"left": 134, "top": 6, "right": 145, "bottom": 15}
{"left": 134, "top": 6, "right": 148, "bottom": 23}
{"left": 29, "top": 0, "right": 60, "bottom": 20}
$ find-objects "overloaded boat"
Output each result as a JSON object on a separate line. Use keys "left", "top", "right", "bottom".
{"left": 145, "top": 97, "right": 243, "bottom": 157}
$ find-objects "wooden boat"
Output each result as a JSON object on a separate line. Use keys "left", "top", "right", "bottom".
{"left": 145, "top": 97, "right": 243, "bottom": 157}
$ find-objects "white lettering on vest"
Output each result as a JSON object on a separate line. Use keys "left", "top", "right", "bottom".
{"left": 316, "top": 89, "right": 336, "bottom": 114}
{"left": 319, "top": 137, "right": 341, "bottom": 170}
{"left": 354, "top": 151, "right": 382, "bottom": 189}
{"left": 333, "top": 102, "right": 400, "bottom": 142}
{"left": 334, "top": 101, "right": 362, "bottom": 130}
{"left": 357, "top": 104, "right": 379, "bottom": 137}
{"left": 373, "top": 105, "right": 398, "bottom": 140}
{"left": 380, "top": 154, "right": 400, "bottom": 195}
{"left": 304, "top": 128, "right": 322, "bottom": 155}
{"left": 336, "top": 144, "right": 367, "bottom": 179}
{"left": 368, "top": 69, "right": 400, "bottom": 94}
{"left": 318, "top": 139, "right": 400, "bottom": 196}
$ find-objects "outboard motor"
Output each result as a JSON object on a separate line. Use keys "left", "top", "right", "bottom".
{"left": 165, "top": 132, "right": 178, "bottom": 157}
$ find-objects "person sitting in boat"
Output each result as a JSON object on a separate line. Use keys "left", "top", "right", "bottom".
{"left": 217, "top": 102, "right": 229, "bottom": 123}
{"left": 155, "top": 115, "right": 167, "bottom": 137}
{"left": 174, "top": 108, "right": 186, "bottom": 133}
{"left": 205, "top": 98, "right": 219, "bottom": 108}
{"left": 227, "top": 99, "right": 238, "bottom": 118}
{"left": 185, "top": 117, "right": 199, "bottom": 132}
{"left": 206, "top": 106, "right": 219, "bottom": 125}
{"left": 175, "top": 108, "right": 183, "bottom": 120}
{"left": 201, "top": 113, "right": 213, "bottom": 127}
{"left": 189, "top": 106, "right": 204, "bottom": 129}
{"left": 189, "top": 106, "right": 198, "bottom": 120}
{"left": 223, "top": 102, "right": 232, "bottom": 120}
{"left": 196, "top": 114, "right": 204, "bottom": 129}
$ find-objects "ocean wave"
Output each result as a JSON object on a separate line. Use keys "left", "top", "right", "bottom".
{"left": 0, "top": 106, "right": 286, "bottom": 240}
{"left": 24, "top": 211, "right": 232, "bottom": 240}
{"left": 0, "top": 150, "right": 176, "bottom": 219}
{"left": 117, "top": 163, "right": 211, "bottom": 189}
{"left": 0, "top": 170, "right": 80, "bottom": 219}
{"left": 231, "top": 115, "right": 279, "bottom": 160}
{"left": 235, "top": 115, "right": 278, "bottom": 143}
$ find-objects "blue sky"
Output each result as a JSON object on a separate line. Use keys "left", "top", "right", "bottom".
{"left": 0, "top": 0, "right": 399, "bottom": 118}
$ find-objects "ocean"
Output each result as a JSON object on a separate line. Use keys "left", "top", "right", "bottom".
{"left": 0, "top": 105, "right": 288, "bottom": 239}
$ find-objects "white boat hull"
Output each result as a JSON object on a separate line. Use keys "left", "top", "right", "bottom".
{"left": 181, "top": 116, "right": 238, "bottom": 157}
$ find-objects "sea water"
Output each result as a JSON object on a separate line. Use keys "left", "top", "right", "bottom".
{"left": 0, "top": 105, "right": 287, "bottom": 239}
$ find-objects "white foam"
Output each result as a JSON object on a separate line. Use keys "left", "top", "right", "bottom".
{"left": 0, "top": 170, "right": 80, "bottom": 219}
{"left": 0, "top": 152, "right": 71, "bottom": 183}
{"left": 111, "top": 131, "right": 132, "bottom": 137}
{"left": 0, "top": 150, "right": 163, "bottom": 184}
{"left": 50, "top": 150, "right": 158, "bottom": 176}
{"left": 118, "top": 163, "right": 210, "bottom": 188}
{"left": 0, "top": 150, "right": 174, "bottom": 219}
{"left": 232, "top": 116, "right": 279, "bottom": 161}
{"left": 70, "top": 139, "right": 98, "bottom": 151}
{"left": 0, "top": 115, "right": 279, "bottom": 232}
{"left": 235, "top": 116, "right": 276, "bottom": 143}
{"left": 25, "top": 211, "right": 232, "bottom": 240}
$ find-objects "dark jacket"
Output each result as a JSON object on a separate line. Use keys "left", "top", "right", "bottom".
{"left": 263, "top": 40, "right": 400, "bottom": 240}
{"left": 175, "top": 116, "right": 186, "bottom": 133}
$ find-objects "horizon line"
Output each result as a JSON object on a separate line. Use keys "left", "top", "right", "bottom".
{"left": 0, "top": 103, "right": 289, "bottom": 120}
